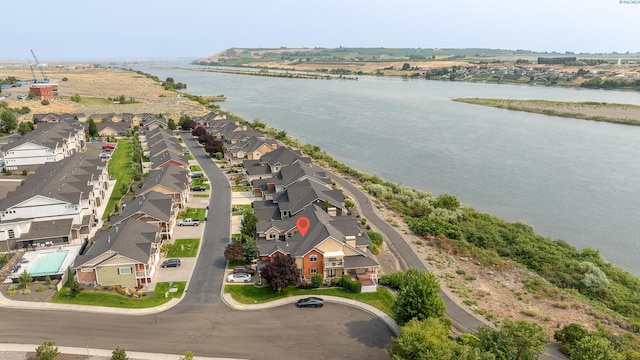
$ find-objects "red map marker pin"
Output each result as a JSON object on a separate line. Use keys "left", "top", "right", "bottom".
{"left": 296, "top": 216, "right": 311, "bottom": 237}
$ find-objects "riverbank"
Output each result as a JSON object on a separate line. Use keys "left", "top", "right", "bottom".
{"left": 186, "top": 67, "right": 358, "bottom": 80}
{"left": 454, "top": 98, "right": 640, "bottom": 126}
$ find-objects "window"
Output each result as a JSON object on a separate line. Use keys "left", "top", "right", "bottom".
{"left": 310, "top": 267, "right": 317, "bottom": 274}
{"left": 118, "top": 267, "right": 131, "bottom": 275}
{"left": 309, "top": 255, "right": 317, "bottom": 262}
{"left": 7, "top": 229, "right": 15, "bottom": 239}
{"left": 328, "top": 269, "right": 336, "bottom": 277}
{"left": 81, "top": 268, "right": 94, "bottom": 273}
{"left": 269, "top": 233, "right": 276, "bottom": 240}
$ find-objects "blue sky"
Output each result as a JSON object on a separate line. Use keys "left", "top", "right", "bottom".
{"left": 2, "top": 0, "right": 638, "bottom": 60}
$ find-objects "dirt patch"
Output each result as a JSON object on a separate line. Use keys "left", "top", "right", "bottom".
{"left": 0, "top": 66, "right": 209, "bottom": 119}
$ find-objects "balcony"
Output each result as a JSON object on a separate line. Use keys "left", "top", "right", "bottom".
{"left": 324, "top": 259, "right": 344, "bottom": 268}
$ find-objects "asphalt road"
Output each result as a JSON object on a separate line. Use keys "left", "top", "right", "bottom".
{"left": 0, "top": 134, "right": 394, "bottom": 360}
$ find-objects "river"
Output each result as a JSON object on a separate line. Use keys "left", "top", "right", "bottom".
{"left": 133, "top": 60, "right": 640, "bottom": 277}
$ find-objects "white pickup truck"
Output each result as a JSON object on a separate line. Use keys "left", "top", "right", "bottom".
{"left": 178, "top": 218, "right": 200, "bottom": 226}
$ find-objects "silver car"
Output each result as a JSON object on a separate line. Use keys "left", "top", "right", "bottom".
{"left": 227, "top": 273, "right": 252, "bottom": 283}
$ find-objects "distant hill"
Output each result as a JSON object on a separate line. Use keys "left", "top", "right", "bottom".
{"left": 194, "top": 47, "right": 640, "bottom": 67}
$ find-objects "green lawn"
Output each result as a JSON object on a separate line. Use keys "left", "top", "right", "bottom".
{"left": 167, "top": 239, "right": 200, "bottom": 257}
{"left": 190, "top": 165, "right": 202, "bottom": 172}
{"left": 193, "top": 194, "right": 209, "bottom": 198}
{"left": 187, "top": 155, "right": 195, "bottom": 161}
{"left": 232, "top": 204, "right": 252, "bottom": 215}
{"left": 52, "top": 282, "right": 186, "bottom": 308}
{"left": 178, "top": 207, "right": 206, "bottom": 221}
{"left": 103, "top": 140, "right": 133, "bottom": 219}
{"left": 191, "top": 178, "right": 210, "bottom": 189}
{"left": 225, "top": 285, "right": 394, "bottom": 316}
{"left": 232, "top": 185, "right": 252, "bottom": 192}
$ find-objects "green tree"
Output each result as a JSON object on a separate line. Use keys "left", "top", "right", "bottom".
{"left": 433, "top": 193, "right": 460, "bottom": 211}
{"left": 224, "top": 242, "right": 245, "bottom": 263}
{"left": 18, "top": 270, "right": 32, "bottom": 288}
{"left": 35, "top": 341, "right": 59, "bottom": 360}
{"left": 111, "top": 346, "right": 129, "bottom": 360}
{"left": 262, "top": 253, "right": 300, "bottom": 291}
{"left": 167, "top": 118, "right": 177, "bottom": 130}
{"left": 243, "top": 236, "right": 259, "bottom": 264}
{"left": 477, "top": 319, "right": 549, "bottom": 360}
{"left": 0, "top": 109, "right": 18, "bottom": 133}
{"left": 390, "top": 268, "right": 446, "bottom": 325}
{"left": 240, "top": 210, "right": 258, "bottom": 238}
{"left": 69, "top": 279, "right": 83, "bottom": 298}
{"left": 179, "top": 351, "right": 195, "bottom": 360}
{"left": 87, "top": 118, "right": 99, "bottom": 137}
{"left": 571, "top": 335, "right": 624, "bottom": 360}
{"left": 18, "top": 121, "right": 34, "bottom": 135}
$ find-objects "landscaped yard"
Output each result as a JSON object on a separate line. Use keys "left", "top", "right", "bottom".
{"left": 167, "top": 239, "right": 200, "bottom": 257}
{"left": 225, "top": 285, "right": 394, "bottom": 316}
{"left": 52, "top": 282, "right": 186, "bottom": 308}
{"left": 190, "top": 165, "right": 202, "bottom": 172}
{"left": 232, "top": 185, "right": 252, "bottom": 192}
{"left": 232, "top": 204, "right": 252, "bottom": 215}
{"left": 179, "top": 207, "right": 206, "bottom": 221}
{"left": 187, "top": 155, "right": 195, "bottom": 161}
{"left": 191, "top": 177, "right": 210, "bottom": 189}
{"left": 193, "top": 194, "right": 209, "bottom": 198}
{"left": 103, "top": 139, "right": 132, "bottom": 219}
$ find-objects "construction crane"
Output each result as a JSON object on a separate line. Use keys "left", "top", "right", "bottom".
{"left": 30, "top": 49, "right": 49, "bottom": 83}
{"left": 27, "top": 59, "right": 38, "bottom": 83}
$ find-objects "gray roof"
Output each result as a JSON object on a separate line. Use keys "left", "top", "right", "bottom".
{"left": 0, "top": 152, "right": 104, "bottom": 211}
{"left": 95, "top": 121, "right": 130, "bottom": 133}
{"left": 137, "top": 165, "right": 189, "bottom": 195}
{"left": 278, "top": 162, "right": 331, "bottom": 188}
{"left": 112, "top": 191, "right": 173, "bottom": 224}
{"left": 274, "top": 179, "right": 345, "bottom": 217}
{"left": 260, "top": 146, "right": 311, "bottom": 169}
{"left": 14, "top": 218, "right": 73, "bottom": 242}
{"left": 75, "top": 219, "right": 160, "bottom": 266}
{"left": 1, "top": 118, "right": 84, "bottom": 151}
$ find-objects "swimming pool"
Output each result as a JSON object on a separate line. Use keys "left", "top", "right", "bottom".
{"left": 28, "top": 250, "right": 69, "bottom": 276}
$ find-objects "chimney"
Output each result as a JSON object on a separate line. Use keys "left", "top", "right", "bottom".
{"left": 345, "top": 235, "right": 356, "bottom": 248}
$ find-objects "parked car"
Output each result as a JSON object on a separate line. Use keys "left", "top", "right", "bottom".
{"left": 190, "top": 172, "right": 203, "bottom": 179}
{"left": 227, "top": 273, "right": 252, "bottom": 283}
{"left": 178, "top": 218, "right": 200, "bottom": 226}
{"left": 232, "top": 266, "right": 255, "bottom": 275}
{"left": 161, "top": 259, "right": 181, "bottom": 268}
{"left": 190, "top": 185, "right": 206, "bottom": 192}
{"left": 296, "top": 297, "right": 324, "bottom": 308}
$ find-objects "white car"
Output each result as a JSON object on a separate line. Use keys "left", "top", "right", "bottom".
{"left": 227, "top": 273, "right": 252, "bottom": 283}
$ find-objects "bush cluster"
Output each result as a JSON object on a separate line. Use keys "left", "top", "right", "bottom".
{"left": 379, "top": 271, "right": 406, "bottom": 291}
{"left": 341, "top": 274, "right": 362, "bottom": 293}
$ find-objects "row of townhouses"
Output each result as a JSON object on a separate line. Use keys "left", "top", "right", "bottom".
{"left": 207, "top": 116, "right": 380, "bottom": 287}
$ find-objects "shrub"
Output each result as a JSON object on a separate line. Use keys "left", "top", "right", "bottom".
{"left": 367, "top": 231, "right": 384, "bottom": 247}
{"left": 48, "top": 284, "right": 55, "bottom": 289}
{"left": 360, "top": 218, "right": 367, "bottom": 225}
{"left": 311, "top": 274, "right": 324, "bottom": 288}
{"left": 456, "top": 269, "right": 466, "bottom": 275}
{"left": 45, "top": 276, "right": 51, "bottom": 285}
{"left": 298, "top": 280, "right": 312, "bottom": 289}
{"left": 7, "top": 290, "right": 16, "bottom": 296}
{"left": 8, "top": 284, "right": 18, "bottom": 291}
{"left": 465, "top": 275, "right": 477, "bottom": 281}
{"left": 37, "top": 285, "right": 46, "bottom": 292}
{"left": 23, "top": 289, "right": 31, "bottom": 295}
{"left": 330, "top": 277, "right": 342, "bottom": 287}
{"left": 379, "top": 271, "right": 406, "bottom": 290}
{"left": 341, "top": 274, "right": 362, "bottom": 293}
{"left": 371, "top": 243, "right": 380, "bottom": 255}
{"left": 41, "top": 99, "right": 50, "bottom": 105}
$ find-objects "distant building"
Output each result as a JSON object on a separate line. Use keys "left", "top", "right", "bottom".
{"left": 29, "top": 84, "right": 58, "bottom": 100}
